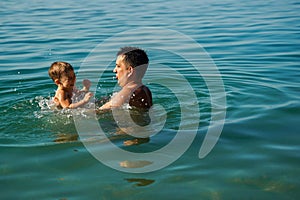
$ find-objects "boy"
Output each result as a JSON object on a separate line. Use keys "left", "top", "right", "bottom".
{"left": 48, "top": 61, "right": 93, "bottom": 109}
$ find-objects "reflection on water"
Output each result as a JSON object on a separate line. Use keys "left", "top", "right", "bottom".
{"left": 54, "top": 133, "right": 79, "bottom": 143}
{"left": 120, "top": 160, "right": 153, "bottom": 169}
{"left": 125, "top": 178, "right": 155, "bottom": 187}
{"left": 123, "top": 137, "right": 150, "bottom": 146}
{"left": 231, "top": 175, "right": 297, "bottom": 193}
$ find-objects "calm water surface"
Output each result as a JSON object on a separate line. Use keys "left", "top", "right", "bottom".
{"left": 1, "top": 0, "right": 300, "bottom": 199}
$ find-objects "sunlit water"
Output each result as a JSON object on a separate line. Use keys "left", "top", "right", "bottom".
{"left": 1, "top": 0, "right": 300, "bottom": 199}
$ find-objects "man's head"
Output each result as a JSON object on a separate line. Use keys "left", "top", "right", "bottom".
{"left": 114, "top": 47, "right": 149, "bottom": 87}
{"left": 117, "top": 47, "right": 149, "bottom": 68}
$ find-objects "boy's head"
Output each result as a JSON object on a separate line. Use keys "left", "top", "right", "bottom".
{"left": 48, "top": 61, "right": 76, "bottom": 89}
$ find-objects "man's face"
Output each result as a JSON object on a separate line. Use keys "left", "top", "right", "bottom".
{"left": 114, "top": 55, "right": 131, "bottom": 87}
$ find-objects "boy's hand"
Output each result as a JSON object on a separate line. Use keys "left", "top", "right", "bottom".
{"left": 83, "top": 92, "right": 93, "bottom": 103}
{"left": 82, "top": 79, "right": 91, "bottom": 90}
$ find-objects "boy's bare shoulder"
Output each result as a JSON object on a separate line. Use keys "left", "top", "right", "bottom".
{"left": 54, "top": 88, "right": 65, "bottom": 98}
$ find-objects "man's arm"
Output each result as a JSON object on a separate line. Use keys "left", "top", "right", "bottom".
{"left": 98, "top": 87, "right": 133, "bottom": 111}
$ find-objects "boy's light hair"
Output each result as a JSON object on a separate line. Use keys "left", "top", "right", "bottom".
{"left": 48, "top": 61, "right": 74, "bottom": 81}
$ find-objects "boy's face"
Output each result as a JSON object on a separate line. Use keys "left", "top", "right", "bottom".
{"left": 57, "top": 71, "right": 76, "bottom": 91}
{"left": 114, "top": 55, "right": 131, "bottom": 87}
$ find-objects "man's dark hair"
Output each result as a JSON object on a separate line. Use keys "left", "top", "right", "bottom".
{"left": 117, "top": 47, "right": 149, "bottom": 68}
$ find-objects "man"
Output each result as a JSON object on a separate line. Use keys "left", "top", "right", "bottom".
{"left": 99, "top": 47, "right": 152, "bottom": 110}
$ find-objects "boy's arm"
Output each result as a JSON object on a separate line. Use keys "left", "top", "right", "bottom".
{"left": 56, "top": 90, "right": 93, "bottom": 109}
{"left": 69, "top": 92, "right": 93, "bottom": 109}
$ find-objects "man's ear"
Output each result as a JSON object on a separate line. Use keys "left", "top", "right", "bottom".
{"left": 54, "top": 79, "right": 61, "bottom": 85}
{"left": 128, "top": 66, "right": 134, "bottom": 73}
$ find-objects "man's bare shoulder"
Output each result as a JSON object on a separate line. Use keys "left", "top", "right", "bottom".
{"left": 130, "top": 85, "right": 152, "bottom": 109}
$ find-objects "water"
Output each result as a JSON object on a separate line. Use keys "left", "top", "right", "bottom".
{"left": 1, "top": 0, "right": 300, "bottom": 199}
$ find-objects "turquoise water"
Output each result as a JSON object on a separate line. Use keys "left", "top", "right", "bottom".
{"left": 1, "top": 0, "right": 300, "bottom": 199}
